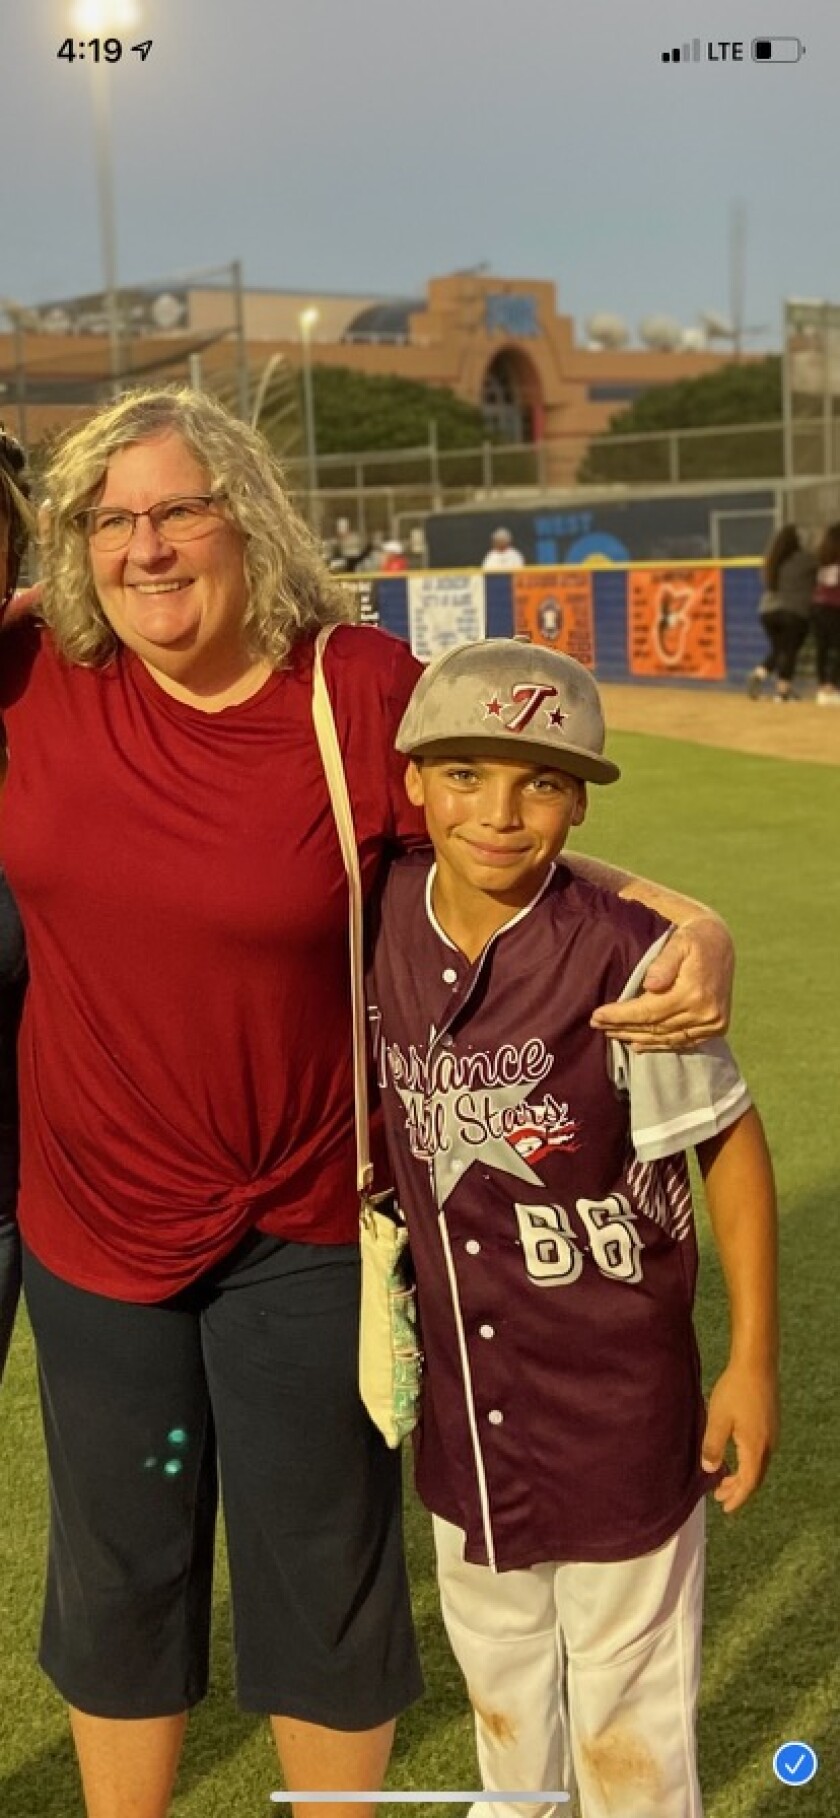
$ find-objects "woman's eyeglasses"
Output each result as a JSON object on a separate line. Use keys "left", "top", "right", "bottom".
{"left": 74, "top": 494, "right": 228, "bottom": 551}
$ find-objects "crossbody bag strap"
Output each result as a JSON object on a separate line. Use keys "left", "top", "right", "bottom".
{"left": 311, "top": 625, "right": 374, "bottom": 1195}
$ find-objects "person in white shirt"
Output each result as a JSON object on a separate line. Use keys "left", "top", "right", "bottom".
{"left": 481, "top": 527, "right": 525, "bottom": 571}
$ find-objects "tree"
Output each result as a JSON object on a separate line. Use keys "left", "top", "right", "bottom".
{"left": 310, "top": 367, "right": 487, "bottom": 455}
{"left": 577, "top": 357, "right": 784, "bottom": 484}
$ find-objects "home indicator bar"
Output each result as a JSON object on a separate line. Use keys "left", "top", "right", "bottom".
{"left": 270, "top": 1796, "right": 572, "bottom": 1806}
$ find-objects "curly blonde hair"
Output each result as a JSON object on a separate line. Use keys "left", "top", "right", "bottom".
{"left": 39, "top": 387, "right": 350, "bottom": 667}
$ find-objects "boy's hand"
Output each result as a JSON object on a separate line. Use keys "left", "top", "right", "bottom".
{"left": 701, "top": 1362, "right": 779, "bottom": 1513}
{"left": 591, "top": 916, "right": 734, "bottom": 1051}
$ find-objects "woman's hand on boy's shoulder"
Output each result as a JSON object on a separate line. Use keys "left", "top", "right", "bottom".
{"left": 591, "top": 916, "right": 734, "bottom": 1052}
{"left": 701, "top": 1360, "right": 780, "bottom": 1513}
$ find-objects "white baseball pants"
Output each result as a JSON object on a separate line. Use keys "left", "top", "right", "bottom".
{"left": 433, "top": 1500, "right": 705, "bottom": 1818}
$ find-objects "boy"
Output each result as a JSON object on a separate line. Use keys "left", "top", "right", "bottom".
{"left": 368, "top": 640, "right": 778, "bottom": 1818}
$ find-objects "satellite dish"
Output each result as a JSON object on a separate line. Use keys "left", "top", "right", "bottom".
{"left": 639, "top": 314, "right": 683, "bottom": 351}
{"left": 151, "top": 292, "right": 185, "bottom": 330}
{"left": 701, "top": 310, "right": 735, "bottom": 340}
{"left": 42, "top": 308, "right": 72, "bottom": 335}
{"left": 585, "top": 312, "right": 630, "bottom": 349}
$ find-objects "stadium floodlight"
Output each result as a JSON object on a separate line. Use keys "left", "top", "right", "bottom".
{"left": 70, "top": 0, "right": 140, "bottom": 29}
{"left": 701, "top": 310, "right": 736, "bottom": 340}
{"left": 68, "top": 0, "right": 144, "bottom": 393}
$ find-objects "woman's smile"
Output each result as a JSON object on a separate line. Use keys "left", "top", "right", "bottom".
{"left": 90, "top": 431, "right": 250, "bottom": 687}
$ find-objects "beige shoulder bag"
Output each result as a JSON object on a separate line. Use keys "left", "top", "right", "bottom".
{"left": 311, "top": 626, "right": 422, "bottom": 1448}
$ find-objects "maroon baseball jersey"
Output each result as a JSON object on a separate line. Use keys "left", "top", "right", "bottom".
{"left": 368, "top": 852, "right": 750, "bottom": 1571}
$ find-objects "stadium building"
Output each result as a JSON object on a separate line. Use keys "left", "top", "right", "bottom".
{"left": 1, "top": 270, "right": 742, "bottom": 479}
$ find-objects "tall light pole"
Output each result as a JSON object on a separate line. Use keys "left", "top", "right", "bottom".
{"left": 70, "top": 0, "right": 141, "bottom": 394}
{"left": 299, "top": 307, "right": 320, "bottom": 524}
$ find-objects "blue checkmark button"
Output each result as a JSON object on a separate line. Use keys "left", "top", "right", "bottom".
{"left": 773, "top": 1741, "right": 818, "bottom": 1786}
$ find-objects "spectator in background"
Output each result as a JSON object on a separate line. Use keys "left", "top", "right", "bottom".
{"left": 381, "top": 539, "right": 408, "bottom": 573}
{"left": 482, "top": 526, "right": 525, "bottom": 571}
{"left": 355, "top": 533, "right": 387, "bottom": 574}
{"left": 812, "top": 522, "right": 840, "bottom": 705}
{"left": 747, "top": 524, "right": 815, "bottom": 703}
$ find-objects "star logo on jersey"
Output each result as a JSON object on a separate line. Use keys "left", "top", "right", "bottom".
{"left": 378, "top": 1028, "right": 568, "bottom": 1207}
{"left": 424, "top": 1075, "right": 548, "bottom": 1205}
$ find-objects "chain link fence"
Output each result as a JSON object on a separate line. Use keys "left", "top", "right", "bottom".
{"left": 279, "top": 421, "right": 823, "bottom": 539}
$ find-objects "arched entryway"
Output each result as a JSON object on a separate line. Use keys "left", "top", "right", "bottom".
{"left": 480, "top": 347, "right": 544, "bottom": 442}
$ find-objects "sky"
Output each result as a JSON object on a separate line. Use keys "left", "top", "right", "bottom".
{"left": 3, "top": 0, "right": 835, "bottom": 350}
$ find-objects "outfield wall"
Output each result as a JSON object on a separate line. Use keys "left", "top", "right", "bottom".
{"left": 367, "top": 560, "right": 767, "bottom": 686}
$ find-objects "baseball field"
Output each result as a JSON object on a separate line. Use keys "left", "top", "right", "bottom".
{"left": 1, "top": 694, "right": 837, "bottom": 1817}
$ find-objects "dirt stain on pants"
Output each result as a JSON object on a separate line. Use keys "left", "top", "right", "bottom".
{"left": 469, "top": 1691, "right": 518, "bottom": 1748}
{"left": 580, "top": 1726, "right": 663, "bottom": 1811}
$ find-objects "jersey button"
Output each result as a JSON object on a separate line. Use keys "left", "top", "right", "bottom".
{"left": 465, "top": 1239, "right": 481, "bottom": 1255}
{"left": 479, "top": 1323, "right": 495, "bottom": 1340}
{"left": 488, "top": 1409, "right": 504, "bottom": 1426}
{"left": 442, "top": 967, "right": 458, "bottom": 984}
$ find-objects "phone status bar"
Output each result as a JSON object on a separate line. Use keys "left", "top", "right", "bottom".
{"left": 661, "top": 38, "right": 805, "bottom": 64}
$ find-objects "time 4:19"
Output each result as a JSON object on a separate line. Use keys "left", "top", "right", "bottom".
{"left": 58, "top": 37, "right": 124, "bottom": 62}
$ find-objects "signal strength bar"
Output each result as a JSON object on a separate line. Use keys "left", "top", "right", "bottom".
{"left": 661, "top": 39, "right": 703, "bottom": 62}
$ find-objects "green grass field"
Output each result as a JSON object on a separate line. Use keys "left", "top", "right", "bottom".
{"left": 1, "top": 730, "right": 838, "bottom": 1817}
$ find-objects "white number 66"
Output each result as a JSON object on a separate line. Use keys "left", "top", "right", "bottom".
{"left": 515, "top": 1194, "right": 642, "bottom": 1287}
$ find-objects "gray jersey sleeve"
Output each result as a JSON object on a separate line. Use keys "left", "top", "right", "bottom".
{"left": 609, "top": 931, "right": 752, "bottom": 1163}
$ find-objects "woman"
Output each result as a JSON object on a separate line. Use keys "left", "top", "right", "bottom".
{"left": 812, "top": 521, "right": 840, "bottom": 705}
{"left": 0, "top": 387, "right": 733, "bottom": 1818}
{"left": 748, "top": 523, "right": 815, "bottom": 703}
{"left": 0, "top": 429, "right": 30, "bottom": 1380}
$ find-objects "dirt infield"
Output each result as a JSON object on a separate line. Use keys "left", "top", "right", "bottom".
{"left": 599, "top": 686, "right": 840, "bottom": 767}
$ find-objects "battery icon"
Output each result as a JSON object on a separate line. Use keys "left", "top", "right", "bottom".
{"left": 752, "top": 37, "right": 806, "bottom": 61}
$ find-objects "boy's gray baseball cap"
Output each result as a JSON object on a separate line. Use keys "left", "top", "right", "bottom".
{"left": 397, "top": 639, "right": 620, "bottom": 784}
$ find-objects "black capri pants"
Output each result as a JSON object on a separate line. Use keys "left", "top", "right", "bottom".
{"left": 759, "top": 607, "right": 809, "bottom": 683}
{"left": 23, "top": 1233, "right": 422, "bottom": 1725}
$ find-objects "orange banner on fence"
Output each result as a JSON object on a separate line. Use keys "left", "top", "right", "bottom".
{"left": 628, "top": 569, "right": 725, "bottom": 679}
{"left": 513, "top": 570, "right": 595, "bottom": 667}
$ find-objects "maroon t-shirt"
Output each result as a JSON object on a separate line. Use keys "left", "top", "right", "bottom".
{"left": 0, "top": 622, "right": 423, "bottom": 1299}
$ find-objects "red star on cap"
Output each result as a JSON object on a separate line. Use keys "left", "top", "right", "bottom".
{"left": 483, "top": 696, "right": 504, "bottom": 718}
{"left": 547, "top": 707, "right": 568, "bottom": 727}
